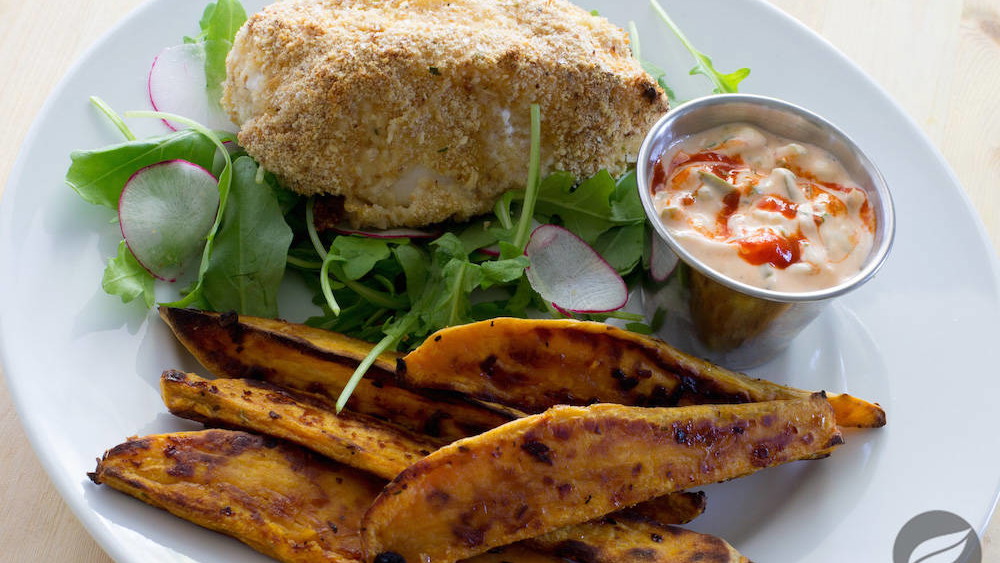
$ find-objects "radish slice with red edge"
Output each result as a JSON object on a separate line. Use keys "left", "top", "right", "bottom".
{"left": 524, "top": 224, "right": 628, "bottom": 313}
{"left": 119, "top": 160, "right": 220, "bottom": 282}
{"left": 650, "top": 234, "right": 680, "bottom": 282}
{"left": 477, "top": 244, "right": 501, "bottom": 257}
{"left": 148, "top": 43, "right": 236, "bottom": 132}
{"left": 330, "top": 223, "right": 439, "bottom": 239}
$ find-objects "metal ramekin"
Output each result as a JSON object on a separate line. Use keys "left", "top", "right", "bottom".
{"left": 637, "top": 94, "right": 895, "bottom": 369}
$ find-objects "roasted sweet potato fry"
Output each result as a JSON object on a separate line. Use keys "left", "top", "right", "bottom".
{"left": 159, "top": 307, "right": 515, "bottom": 440}
{"left": 399, "top": 317, "right": 885, "bottom": 427}
{"left": 160, "top": 370, "right": 442, "bottom": 480}
{"left": 623, "top": 490, "right": 706, "bottom": 526}
{"left": 90, "top": 430, "right": 728, "bottom": 563}
{"left": 462, "top": 545, "right": 567, "bottom": 562}
{"left": 362, "top": 396, "right": 841, "bottom": 562}
{"left": 161, "top": 370, "right": 707, "bottom": 526}
{"left": 526, "top": 513, "right": 748, "bottom": 563}
{"left": 89, "top": 429, "right": 384, "bottom": 563}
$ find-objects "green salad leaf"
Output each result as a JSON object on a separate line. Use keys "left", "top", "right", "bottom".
{"left": 534, "top": 169, "right": 646, "bottom": 244}
{"left": 201, "top": 156, "right": 293, "bottom": 317}
{"left": 328, "top": 237, "right": 393, "bottom": 281}
{"left": 102, "top": 240, "right": 155, "bottom": 307}
{"left": 67, "top": 129, "right": 218, "bottom": 209}
{"left": 198, "top": 0, "right": 247, "bottom": 42}
{"left": 186, "top": 0, "right": 247, "bottom": 108}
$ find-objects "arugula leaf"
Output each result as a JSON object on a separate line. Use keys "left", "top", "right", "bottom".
{"left": 393, "top": 243, "right": 429, "bottom": 300}
{"left": 650, "top": 0, "right": 749, "bottom": 94}
{"left": 534, "top": 169, "right": 641, "bottom": 244}
{"left": 191, "top": 0, "right": 247, "bottom": 109}
{"left": 102, "top": 240, "right": 155, "bottom": 307}
{"left": 201, "top": 156, "right": 293, "bottom": 317}
{"left": 457, "top": 220, "right": 501, "bottom": 255}
{"left": 329, "top": 237, "right": 392, "bottom": 281}
{"left": 432, "top": 259, "right": 483, "bottom": 328}
{"left": 198, "top": 0, "right": 246, "bottom": 43}
{"left": 609, "top": 169, "right": 646, "bottom": 223}
{"left": 67, "top": 129, "right": 218, "bottom": 209}
{"left": 592, "top": 223, "right": 645, "bottom": 274}
{"left": 202, "top": 39, "right": 233, "bottom": 107}
{"left": 480, "top": 255, "right": 530, "bottom": 288}
{"left": 429, "top": 231, "right": 468, "bottom": 262}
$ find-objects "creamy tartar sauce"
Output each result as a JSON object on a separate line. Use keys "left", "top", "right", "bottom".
{"left": 651, "top": 123, "right": 875, "bottom": 292}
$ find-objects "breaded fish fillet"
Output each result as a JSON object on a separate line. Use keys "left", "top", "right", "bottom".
{"left": 223, "top": 0, "right": 669, "bottom": 228}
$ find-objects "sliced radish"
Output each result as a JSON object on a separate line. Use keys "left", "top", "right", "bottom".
{"left": 148, "top": 43, "right": 236, "bottom": 132}
{"left": 330, "top": 223, "right": 439, "bottom": 239}
{"left": 477, "top": 244, "right": 501, "bottom": 257}
{"left": 650, "top": 234, "right": 680, "bottom": 282}
{"left": 119, "top": 160, "right": 220, "bottom": 282}
{"left": 524, "top": 224, "right": 628, "bottom": 313}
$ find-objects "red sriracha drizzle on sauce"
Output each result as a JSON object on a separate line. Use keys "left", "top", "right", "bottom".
{"left": 651, "top": 124, "right": 878, "bottom": 292}
{"left": 652, "top": 151, "right": 745, "bottom": 194}
{"left": 737, "top": 231, "right": 803, "bottom": 269}
{"left": 756, "top": 195, "right": 797, "bottom": 220}
{"left": 671, "top": 150, "right": 743, "bottom": 182}
{"left": 656, "top": 150, "right": 809, "bottom": 270}
{"left": 744, "top": 195, "right": 803, "bottom": 269}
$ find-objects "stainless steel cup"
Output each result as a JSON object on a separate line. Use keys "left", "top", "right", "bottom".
{"left": 637, "top": 94, "right": 895, "bottom": 369}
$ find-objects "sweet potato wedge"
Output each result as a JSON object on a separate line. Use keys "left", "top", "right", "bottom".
{"left": 526, "top": 513, "right": 749, "bottom": 563}
{"left": 159, "top": 307, "right": 515, "bottom": 441}
{"left": 398, "top": 317, "right": 885, "bottom": 427}
{"left": 89, "top": 429, "right": 385, "bottom": 563}
{"left": 161, "top": 370, "right": 707, "bottom": 526}
{"left": 362, "top": 395, "right": 841, "bottom": 562}
{"left": 91, "top": 430, "right": 725, "bottom": 563}
{"left": 462, "top": 545, "right": 567, "bottom": 562}
{"left": 160, "top": 370, "right": 442, "bottom": 480}
{"left": 622, "top": 489, "right": 706, "bottom": 527}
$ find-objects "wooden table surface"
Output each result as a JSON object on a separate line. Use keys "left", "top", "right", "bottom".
{"left": 1, "top": 0, "right": 998, "bottom": 560}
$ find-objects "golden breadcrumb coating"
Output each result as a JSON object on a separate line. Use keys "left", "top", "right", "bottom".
{"left": 223, "top": 0, "right": 669, "bottom": 228}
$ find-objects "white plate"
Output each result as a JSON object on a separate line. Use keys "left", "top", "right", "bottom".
{"left": 2, "top": 0, "right": 998, "bottom": 561}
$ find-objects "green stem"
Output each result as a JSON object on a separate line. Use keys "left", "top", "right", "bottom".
{"left": 493, "top": 196, "right": 515, "bottom": 231}
{"left": 319, "top": 252, "right": 343, "bottom": 316}
{"left": 513, "top": 104, "right": 542, "bottom": 251}
{"left": 649, "top": 0, "right": 699, "bottom": 65}
{"left": 327, "top": 261, "right": 408, "bottom": 310}
{"left": 596, "top": 310, "right": 646, "bottom": 322}
{"left": 362, "top": 308, "right": 388, "bottom": 330}
{"left": 335, "top": 314, "right": 417, "bottom": 412}
{"left": 286, "top": 255, "right": 323, "bottom": 270}
{"left": 305, "top": 196, "right": 344, "bottom": 314}
{"left": 90, "top": 97, "right": 136, "bottom": 141}
{"left": 305, "top": 197, "right": 328, "bottom": 259}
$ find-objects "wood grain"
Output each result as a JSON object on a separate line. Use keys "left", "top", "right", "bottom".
{"left": 0, "top": 0, "right": 996, "bottom": 561}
